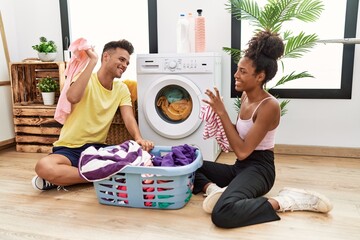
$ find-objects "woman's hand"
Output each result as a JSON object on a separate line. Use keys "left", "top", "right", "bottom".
{"left": 202, "top": 87, "right": 226, "bottom": 116}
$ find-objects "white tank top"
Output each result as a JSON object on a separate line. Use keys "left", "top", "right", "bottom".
{"left": 236, "top": 97, "right": 278, "bottom": 150}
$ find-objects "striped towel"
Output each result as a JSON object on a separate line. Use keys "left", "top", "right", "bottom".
{"left": 78, "top": 140, "right": 153, "bottom": 182}
{"left": 199, "top": 105, "right": 231, "bottom": 152}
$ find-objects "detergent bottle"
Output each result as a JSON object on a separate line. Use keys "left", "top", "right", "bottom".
{"left": 176, "top": 13, "right": 191, "bottom": 53}
{"left": 195, "top": 9, "right": 206, "bottom": 52}
{"left": 187, "top": 12, "right": 195, "bottom": 52}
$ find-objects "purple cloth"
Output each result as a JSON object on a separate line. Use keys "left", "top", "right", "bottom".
{"left": 79, "top": 140, "right": 152, "bottom": 181}
{"left": 152, "top": 144, "right": 197, "bottom": 167}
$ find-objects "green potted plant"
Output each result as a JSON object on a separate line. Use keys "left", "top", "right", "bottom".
{"left": 37, "top": 76, "right": 59, "bottom": 105}
{"left": 224, "top": 0, "right": 324, "bottom": 115}
{"left": 32, "top": 36, "right": 58, "bottom": 62}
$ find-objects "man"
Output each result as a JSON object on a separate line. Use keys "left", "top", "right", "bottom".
{"left": 32, "top": 39, "right": 154, "bottom": 191}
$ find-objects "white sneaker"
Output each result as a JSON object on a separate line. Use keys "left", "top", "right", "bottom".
{"left": 202, "top": 184, "right": 227, "bottom": 213}
{"left": 32, "top": 175, "right": 57, "bottom": 191}
{"left": 273, "top": 187, "right": 333, "bottom": 213}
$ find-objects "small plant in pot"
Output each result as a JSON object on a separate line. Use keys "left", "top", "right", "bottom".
{"left": 32, "top": 36, "right": 58, "bottom": 62}
{"left": 37, "top": 76, "right": 59, "bottom": 105}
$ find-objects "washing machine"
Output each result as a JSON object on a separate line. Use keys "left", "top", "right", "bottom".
{"left": 136, "top": 53, "right": 222, "bottom": 162}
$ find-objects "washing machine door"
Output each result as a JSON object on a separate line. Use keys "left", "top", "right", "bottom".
{"left": 143, "top": 75, "right": 202, "bottom": 139}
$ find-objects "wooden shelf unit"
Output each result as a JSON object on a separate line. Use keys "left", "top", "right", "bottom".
{"left": 10, "top": 61, "right": 136, "bottom": 153}
{"left": 10, "top": 62, "right": 65, "bottom": 153}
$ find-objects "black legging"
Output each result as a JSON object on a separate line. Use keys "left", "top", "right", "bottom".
{"left": 193, "top": 150, "right": 281, "bottom": 228}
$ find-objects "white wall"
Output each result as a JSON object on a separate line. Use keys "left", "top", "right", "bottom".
{"left": 0, "top": 87, "right": 14, "bottom": 141}
{"left": 1, "top": 0, "right": 359, "bottom": 148}
{"left": 156, "top": 0, "right": 360, "bottom": 148}
{"left": 67, "top": 0, "right": 149, "bottom": 80}
{"left": 1, "top": 0, "right": 63, "bottom": 62}
{"left": 0, "top": 0, "right": 63, "bottom": 142}
{"left": 0, "top": 1, "right": 15, "bottom": 142}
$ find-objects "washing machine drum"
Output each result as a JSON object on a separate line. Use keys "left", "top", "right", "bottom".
{"left": 143, "top": 75, "right": 202, "bottom": 139}
{"left": 156, "top": 87, "right": 192, "bottom": 121}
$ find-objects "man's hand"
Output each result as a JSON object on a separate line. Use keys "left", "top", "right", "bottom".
{"left": 136, "top": 139, "right": 154, "bottom": 152}
{"left": 85, "top": 47, "right": 98, "bottom": 63}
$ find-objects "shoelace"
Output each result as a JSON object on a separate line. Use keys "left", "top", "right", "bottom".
{"left": 40, "top": 179, "right": 56, "bottom": 189}
{"left": 41, "top": 179, "right": 68, "bottom": 191}
{"left": 57, "top": 186, "right": 68, "bottom": 192}
{"left": 44, "top": 181, "right": 54, "bottom": 188}
{"left": 282, "top": 197, "right": 316, "bottom": 212}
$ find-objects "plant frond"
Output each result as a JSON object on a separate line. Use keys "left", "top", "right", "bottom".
{"left": 233, "top": 96, "right": 242, "bottom": 113}
{"left": 226, "top": 0, "right": 263, "bottom": 29}
{"left": 261, "top": 0, "right": 297, "bottom": 32}
{"left": 283, "top": 32, "right": 318, "bottom": 59}
{"left": 271, "top": 71, "right": 314, "bottom": 88}
{"left": 223, "top": 47, "right": 242, "bottom": 64}
{"left": 267, "top": 0, "right": 324, "bottom": 24}
{"left": 279, "top": 99, "right": 291, "bottom": 116}
{"left": 282, "top": 30, "right": 293, "bottom": 40}
{"left": 279, "top": 60, "right": 285, "bottom": 72}
{"left": 264, "top": 92, "right": 290, "bottom": 116}
{"left": 273, "top": 0, "right": 300, "bottom": 23}
{"left": 295, "top": 0, "right": 324, "bottom": 22}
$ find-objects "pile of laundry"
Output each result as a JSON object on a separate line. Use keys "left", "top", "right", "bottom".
{"left": 81, "top": 141, "right": 198, "bottom": 208}
{"left": 156, "top": 88, "right": 192, "bottom": 121}
{"left": 78, "top": 140, "right": 198, "bottom": 182}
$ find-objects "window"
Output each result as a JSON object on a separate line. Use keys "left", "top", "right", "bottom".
{"left": 61, "top": 1, "right": 358, "bottom": 99}
{"left": 230, "top": 0, "right": 359, "bottom": 99}
{"left": 59, "top": 0, "right": 151, "bottom": 80}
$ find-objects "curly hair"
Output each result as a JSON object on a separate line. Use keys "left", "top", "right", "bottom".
{"left": 244, "top": 31, "right": 284, "bottom": 84}
{"left": 102, "top": 39, "right": 134, "bottom": 59}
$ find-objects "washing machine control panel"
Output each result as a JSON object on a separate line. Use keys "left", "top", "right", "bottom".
{"left": 137, "top": 54, "right": 221, "bottom": 74}
{"left": 167, "top": 60, "right": 178, "bottom": 69}
{"left": 163, "top": 58, "right": 214, "bottom": 73}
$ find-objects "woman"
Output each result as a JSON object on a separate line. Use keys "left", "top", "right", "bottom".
{"left": 193, "top": 30, "right": 332, "bottom": 228}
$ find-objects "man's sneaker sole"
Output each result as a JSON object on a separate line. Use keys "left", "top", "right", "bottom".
{"left": 279, "top": 187, "right": 333, "bottom": 213}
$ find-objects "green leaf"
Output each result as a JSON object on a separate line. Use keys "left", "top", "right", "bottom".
{"left": 226, "top": 0, "right": 263, "bottom": 30}
{"left": 32, "top": 36, "right": 57, "bottom": 53}
{"left": 271, "top": 71, "right": 314, "bottom": 88}
{"left": 295, "top": 0, "right": 324, "bottom": 22}
{"left": 279, "top": 99, "right": 290, "bottom": 116}
{"left": 233, "top": 96, "right": 242, "bottom": 113}
{"left": 226, "top": 0, "right": 324, "bottom": 33}
{"left": 37, "top": 76, "right": 59, "bottom": 92}
{"left": 283, "top": 32, "right": 318, "bottom": 59}
{"left": 222, "top": 47, "right": 242, "bottom": 64}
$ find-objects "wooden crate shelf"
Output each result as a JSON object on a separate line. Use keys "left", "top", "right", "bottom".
{"left": 10, "top": 62, "right": 65, "bottom": 105}
{"left": 10, "top": 62, "right": 65, "bottom": 153}
{"left": 10, "top": 61, "right": 137, "bottom": 152}
{"left": 12, "top": 105, "right": 62, "bottom": 153}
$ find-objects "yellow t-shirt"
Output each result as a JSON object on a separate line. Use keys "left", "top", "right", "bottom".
{"left": 54, "top": 73, "right": 132, "bottom": 147}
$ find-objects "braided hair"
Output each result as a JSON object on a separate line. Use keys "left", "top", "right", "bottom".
{"left": 244, "top": 31, "right": 284, "bottom": 85}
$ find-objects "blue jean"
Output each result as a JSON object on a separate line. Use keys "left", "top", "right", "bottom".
{"left": 193, "top": 150, "right": 280, "bottom": 228}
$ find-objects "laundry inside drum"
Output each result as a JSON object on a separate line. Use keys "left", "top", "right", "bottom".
{"left": 156, "top": 85, "right": 193, "bottom": 123}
